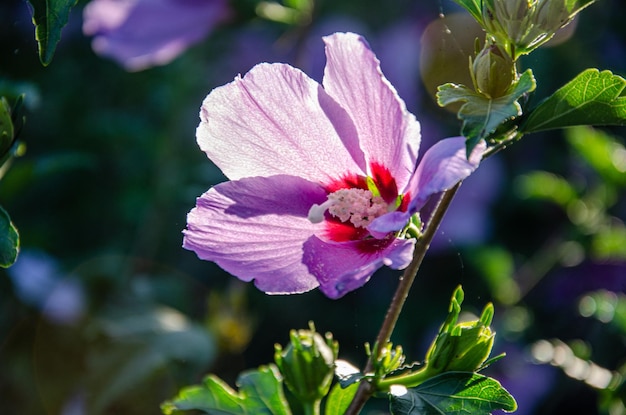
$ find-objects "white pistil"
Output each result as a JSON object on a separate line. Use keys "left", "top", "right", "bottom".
{"left": 308, "top": 199, "right": 336, "bottom": 224}
{"left": 307, "top": 188, "right": 389, "bottom": 228}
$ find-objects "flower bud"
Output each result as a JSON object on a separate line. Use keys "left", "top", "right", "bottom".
{"left": 274, "top": 323, "right": 338, "bottom": 403}
{"left": 494, "top": 0, "right": 532, "bottom": 44}
{"left": 534, "top": 0, "right": 571, "bottom": 33}
{"left": 472, "top": 42, "right": 516, "bottom": 98}
{"left": 424, "top": 286, "right": 496, "bottom": 374}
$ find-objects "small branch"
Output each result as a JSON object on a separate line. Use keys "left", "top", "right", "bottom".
{"left": 344, "top": 182, "right": 462, "bottom": 414}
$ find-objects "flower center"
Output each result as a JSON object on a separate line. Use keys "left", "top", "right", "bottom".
{"left": 308, "top": 188, "right": 389, "bottom": 228}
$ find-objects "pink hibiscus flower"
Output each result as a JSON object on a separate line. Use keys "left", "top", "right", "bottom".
{"left": 82, "top": 0, "right": 231, "bottom": 71}
{"left": 183, "top": 32, "right": 484, "bottom": 298}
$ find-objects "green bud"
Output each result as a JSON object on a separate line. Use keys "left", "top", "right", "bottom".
{"left": 274, "top": 322, "right": 338, "bottom": 404}
{"left": 477, "top": 0, "right": 597, "bottom": 58}
{"left": 494, "top": 0, "right": 532, "bottom": 44}
{"left": 471, "top": 42, "right": 516, "bottom": 98}
{"left": 424, "top": 286, "right": 496, "bottom": 374}
{"left": 533, "top": 0, "right": 571, "bottom": 33}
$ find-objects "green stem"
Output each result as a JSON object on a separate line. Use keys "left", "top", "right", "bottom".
{"left": 376, "top": 366, "right": 433, "bottom": 390}
{"left": 344, "top": 182, "right": 462, "bottom": 415}
{"left": 303, "top": 399, "right": 321, "bottom": 415}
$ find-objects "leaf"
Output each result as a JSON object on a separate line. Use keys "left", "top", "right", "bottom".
{"left": 0, "top": 97, "right": 15, "bottom": 157}
{"left": 26, "top": 0, "right": 78, "bottom": 66}
{"left": 0, "top": 205, "right": 19, "bottom": 268}
{"left": 87, "top": 306, "right": 216, "bottom": 413}
{"left": 334, "top": 359, "right": 364, "bottom": 388}
{"left": 437, "top": 69, "right": 536, "bottom": 155}
{"left": 565, "top": 126, "right": 626, "bottom": 186}
{"left": 522, "top": 69, "right": 626, "bottom": 133}
{"left": 449, "top": 0, "right": 483, "bottom": 25}
{"left": 389, "top": 372, "right": 517, "bottom": 415}
{"left": 324, "top": 382, "right": 358, "bottom": 415}
{"left": 162, "top": 364, "right": 292, "bottom": 415}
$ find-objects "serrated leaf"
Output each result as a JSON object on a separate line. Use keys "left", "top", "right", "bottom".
{"left": 389, "top": 372, "right": 517, "bottom": 415}
{"left": 437, "top": 69, "right": 536, "bottom": 155}
{"left": 522, "top": 69, "right": 626, "bottom": 133}
{"left": 324, "top": 382, "right": 358, "bottom": 415}
{"left": 26, "top": 0, "right": 78, "bottom": 66}
{"left": 162, "top": 365, "right": 292, "bottom": 415}
{"left": 0, "top": 205, "right": 19, "bottom": 268}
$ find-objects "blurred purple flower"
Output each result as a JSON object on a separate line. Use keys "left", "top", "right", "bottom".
{"left": 8, "top": 250, "right": 85, "bottom": 325}
{"left": 493, "top": 344, "right": 557, "bottom": 415}
{"left": 543, "top": 260, "right": 626, "bottom": 308}
{"left": 183, "top": 32, "right": 484, "bottom": 299}
{"left": 82, "top": 0, "right": 231, "bottom": 71}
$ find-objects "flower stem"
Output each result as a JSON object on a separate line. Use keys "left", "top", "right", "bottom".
{"left": 303, "top": 399, "right": 321, "bottom": 415}
{"left": 344, "top": 182, "right": 462, "bottom": 415}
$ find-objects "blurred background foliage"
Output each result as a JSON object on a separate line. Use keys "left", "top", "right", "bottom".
{"left": 0, "top": 0, "right": 625, "bottom": 414}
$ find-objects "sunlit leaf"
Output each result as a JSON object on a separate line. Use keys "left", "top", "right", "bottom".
{"left": 449, "top": 0, "right": 483, "bottom": 25}
{"left": 324, "top": 382, "right": 358, "bottom": 415}
{"left": 0, "top": 205, "right": 19, "bottom": 268}
{"left": 335, "top": 359, "right": 363, "bottom": 388}
{"left": 522, "top": 69, "right": 626, "bottom": 133}
{"left": 515, "top": 171, "right": 578, "bottom": 207}
{"left": 162, "top": 365, "right": 292, "bottom": 415}
{"left": 87, "top": 306, "right": 215, "bottom": 413}
{"left": 437, "top": 69, "right": 536, "bottom": 155}
{"left": 26, "top": 0, "right": 78, "bottom": 66}
{"left": 389, "top": 372, "right": 517, "bottom": 415}
{"left": 468, "top": 246, "right": 519, "bottom": 305}
{"left": 592, "top": 225, "right": 626, "bottom": 261}
{"left": 565, "top": 126, "right": 626, "bottom": 186}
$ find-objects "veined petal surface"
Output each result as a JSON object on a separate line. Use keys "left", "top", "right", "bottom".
{"left": 322, "top": 32, "right": 421, "bottom": 189}
{"left": 83, "top": 0, "right": 230, "bottom": 71}
{"left": 303, "top": 236, "right": 416, "bottom": 298}
{"left": 197, "top": 62, "right": 366, "bottom": 183}
{"left": 184, "top": 175, "right": 327, "bottom": 294}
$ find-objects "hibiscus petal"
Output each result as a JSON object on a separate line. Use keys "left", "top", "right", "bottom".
{"left": 183, "top": 175, "right": 327, "bottom": 294}
{"left": 83, "top": 0, "right": 230, "bottom": 71}
{"left": 303, "top": 236, "right": 415, "bottom": 298}
{"left": 322, "top": 32, "right": 421, "bottom": 189}
{"left": 197, "top": 62, "right": 366, "bottom": 183}
{"left": 369, "top": 137, "right": 485, "bottom": 234}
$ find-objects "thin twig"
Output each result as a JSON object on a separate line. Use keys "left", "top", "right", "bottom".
{"left": 344, "top": 182, "right": 462, "bottom": 414}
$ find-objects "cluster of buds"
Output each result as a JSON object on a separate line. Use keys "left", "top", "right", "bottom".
{"left": 423, "top": 286, "right": 495, "bottom": 374}
{"left": 478, "top": 0, "right": 597, "bottom": 59}
{"left": 274, "top": 322, "right": 338, "bottom": 405}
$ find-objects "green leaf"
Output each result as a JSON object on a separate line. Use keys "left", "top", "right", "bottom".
{"left": 334, "top": 359, "right": 364, "bottom": 388}
{"left": 87, "top": 306, "right": 215, "bottom": 413}
{"left": 565, "top": 126, "right": 626, "bottom": 186}
{"left": 437, "top": 69, "right": 536, "bottom": 155}
{"left": 0, "top": 205, "right": 19, "bottom": 268}
{"left": 522, "top": 69, "right": 626, "bottom": 133}
{"left": 0, "top": 97, "right": 15, "bottom": 157}
{"left": 26, "top": 0, "right": 78, "bottom": 66}
{"left": 515, "top": 171, "right": 578, "bottom": 207}
{"left": 389, "top": 372, "right": 517, "bottom": 415}
{"left": 450, "top": 0, "right": 483, "bottom": 25}
{"left": 324, "top": 382, "right": 358, "bottom": 415}
{"left": 162, "top": 364, "right": 292, "bottom": 415}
